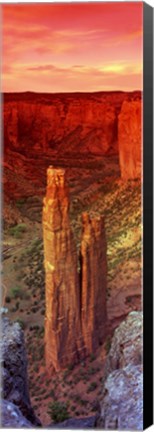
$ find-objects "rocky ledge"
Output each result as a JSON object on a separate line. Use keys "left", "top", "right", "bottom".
{"left": 97, "top": 311, "right": 143, "bottom": 430}
{"left": 1, "top": 317, "right": 41, "bottom": 427}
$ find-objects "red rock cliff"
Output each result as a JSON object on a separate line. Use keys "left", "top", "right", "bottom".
{"left": 43, "top": 167, "right": 84, "bottom": 371}
{"left": 118, "top": 100, "right": 141, "bottom": 180}
{"left": 3, "top": 93, "right": 123, "bottom": 156}
{"left": 81, "top": 213, "right": 107, "bottom": 352}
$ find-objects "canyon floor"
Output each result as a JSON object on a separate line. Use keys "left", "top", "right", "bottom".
{"left": 2, "top": 151, "right": 141, "bottom": 425}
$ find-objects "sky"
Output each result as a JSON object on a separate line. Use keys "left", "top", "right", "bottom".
{"left": 2, "top": 2, "right": 143, "bottom": 93}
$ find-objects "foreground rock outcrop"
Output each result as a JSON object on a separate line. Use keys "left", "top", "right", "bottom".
{"left": 43, "top": 167, "right": 84, "bottom": 370}
{"left": 118, "top": 100, "right": 141, "bottom": 180}
{"left": 1, "top": 400, "right": 33, "bottom": 428}
{"left": 43, "top": 167, "right": 107, "bottom": 370}
{"left": 1, "top": 318, "right": 41, "bottom": 426}
{"left": 48, "top": 415, "right": 97, "bottom": 429}
{"left": 97, "top": 311, "right": 143, "bottom": 430}
{"left": 99, "top": 364, "right": 143, "bottom": 430}
{"left": 81, "top": 213, "right": 107, "bottom": 352}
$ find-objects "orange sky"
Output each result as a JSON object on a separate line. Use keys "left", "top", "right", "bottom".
{"left": 2, "top": 2, "right": 143, "bottom": 93}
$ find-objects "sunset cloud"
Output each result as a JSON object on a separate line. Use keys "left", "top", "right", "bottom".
{"left": 2, "top": 2, "right": 143, "bottom": 92}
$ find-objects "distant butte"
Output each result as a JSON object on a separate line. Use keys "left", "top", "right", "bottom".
{"left": 118, "top": 100, "right": 141, "bottom": 180}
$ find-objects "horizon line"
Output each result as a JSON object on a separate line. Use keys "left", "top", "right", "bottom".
{"left": 3, "top": 89, "right": 142, "bottom": 95}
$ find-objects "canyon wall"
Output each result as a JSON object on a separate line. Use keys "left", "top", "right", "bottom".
{"left": 118, "top": 100, "right": 141, "bottom": 180}
{"left": 4, "top": 99, "right": 117, "bottom": 155}
{"left": 43, "top": 167, "right": 107, "bottom": 370}
{"left": 4, "top": 92, "right": 141, "bottom": 180}
{"left": 3, "top": 91, "right": 140, "bottom": 158}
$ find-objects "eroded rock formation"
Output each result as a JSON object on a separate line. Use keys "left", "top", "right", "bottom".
{"left": 43, "top": 167, "right": 107, "bottom": 370}
{"left": 118, "top": 100, "right": 141, "bottom": 180}
{"left": 81, "top": 213, "right": 107, "bottom": 352}
{"left": 43, "top": 167, "right": 84, "bottom": 370}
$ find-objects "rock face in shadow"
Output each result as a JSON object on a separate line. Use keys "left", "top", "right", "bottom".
{"left": 97, "top": 312, "right": 143, "bottom": 430}
{"left": 3, "top": 91, "right": 141, "bottom": 158}
{"left": 43, "top": 167, "right": 84, "bottom": 370}
{"left": 3, "top": 95, "right": 118, "bottom": 156}
{"left": 118, "top": 100, "right": 141, "bottom": 180}
{"left": 81, "top": 213, "right": 107, "bottom": 352}
{"left": 4, "top": 92, "right": 142, "bottom": 182}
{"left": 1, "top": 400, "right": 33, "bottom": 428}
{"left": 43, "top": 167, "right": 107, "bottom": 371}
{"left": 1, "top": 318, "right": 41, "bottom": 426}
{"left": 48, "top": 415, "right": 97, "bottom": 429}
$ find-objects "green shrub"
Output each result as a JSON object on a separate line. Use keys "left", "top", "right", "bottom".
{"left": 5, "top": 296, "right": 11, "bottom": 303}
{"left": 67, "top": 363, "right": 74, "bottom": 371}
{"left": 105, "top": 336, "right": 111, "bottom": 354}
{"left": 48, "top": 401, "right": 69, "bottom": 423}
{"left": 89, "top": 353, "right": 96, "bottom": 362}
{"left": 10, "top": 285, "right": 21, "bottom": 299}
{"left": 88, "top": 366, "right": 97, "bottom": 376}
{"left": 79, "top": 399, "right": 88, "bottom": 406}
{"left": 9, "top": 223, "right": 27, "bottom": 238}
{"left": 71, "top": 405, "right": 76, "bottom": 412}
{"left": 15, "top": 318, "right": 25, "bottom": 330}
{"left": 87, "top": 382, "right": 97, "bottom": 393}
{"left": 16, "top": 198, "right": 26, "bottom": 208}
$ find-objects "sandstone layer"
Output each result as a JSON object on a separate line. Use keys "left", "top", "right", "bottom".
{"left": 3, "top": 91, "right": 140, "bottom": 158}
{"left": 118, "top": 100, "right": 141, "bottom": 180}
{"left": 43, "top": 167, "right": 84, "bottom": 370}
{"left": 81, "top": 213, "right": 107, "bottom": 352}
{"left": 43, "top": 167, "right": 107, "bottom": 370}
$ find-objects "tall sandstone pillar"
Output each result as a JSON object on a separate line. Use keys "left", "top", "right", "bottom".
{"left": 81, "top": 213, "right": 107, "bottom": 353}
{"left": 118, "top": 100, "right": 141, "bottom": 180}
{"left": 43, "top": 167, "right": 83, "bottom": 371}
